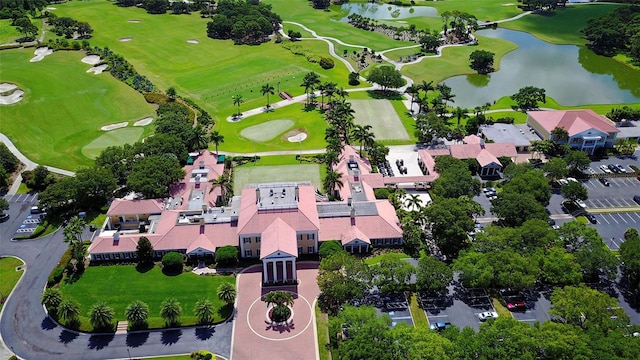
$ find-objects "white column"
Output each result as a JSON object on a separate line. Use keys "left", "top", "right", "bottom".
{"left": 283, "top": 260, "right": 288, "bottom": 282}
{"left": 263, "top": 261, "right": 268, "bottom": 283}
{"left": 292, "top": 260, "right": 297, "bottom": 281}
{"left": 273, "top": 261, "right": 278, "bottom": 282}
{"left": 136, "top": 214, "right": 140, "bottom": 222}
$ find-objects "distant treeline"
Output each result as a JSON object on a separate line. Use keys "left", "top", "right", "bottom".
{"left": 582, "top": 6, "right": 640, "bottom": 63}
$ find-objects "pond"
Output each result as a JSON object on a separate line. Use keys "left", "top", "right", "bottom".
{"left": 338, "top": 3, "right": 438, "bottom": 21}
{"left": 441, "top": 28, "right": 640, "bottom": 108}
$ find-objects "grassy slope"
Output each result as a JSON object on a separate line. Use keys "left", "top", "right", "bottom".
{"left": 0, "top": 49, "right": 155, "bottom": 170}
{"left": 59, "top": 265, "right": 235, "bottom": 327}
{"left": 0, "top": 257, "right": 25, "bottom": 311}
{"left": 316, "top": 303, "right": 331, "bottom": 360}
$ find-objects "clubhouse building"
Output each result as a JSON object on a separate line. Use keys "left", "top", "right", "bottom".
{"left": 88, "top": 150, "right": 403, "bottom": 284}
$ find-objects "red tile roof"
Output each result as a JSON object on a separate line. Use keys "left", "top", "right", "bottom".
{"left": 318, "top": 201, "right": 402, "bottom": 241}
{"left": 340, "top": 226, "right": 370, "bottom": 245}
{"left": 528, "top": 110, "right": 619, "bottom": 136}
{"left": 107, "top": 199, "right": 164, "bottom": 215}
{"left": 260, "top": 218, "right": 298, "bottom": 259}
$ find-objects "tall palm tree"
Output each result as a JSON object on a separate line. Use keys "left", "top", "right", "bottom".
{"left": 232, "top": 94, "right": 244, "bottom": 117}
{"left": 89, "top": 301, "right": 114, "bottom": 330}
{"left": 324, "top": 150, "right": 340, "bottom": 171}
{"left": 323, "top": 82, "right": 337, "bottom": 106}
{"left": 126, "top": 300, "right": 150, "bottom": 328}
{"left": 300, "top": 72, "right": 320, "bottom": 106}
{"left": 217, "top": 282, "right": 236, "bottom": 306}
{"left": 263, "top": 291, "right": 294, "bottom": 308}
{"left": 452, "top": 107, "right": 469, "bottom": 127}
{"left": 404, "top": 194, "right": 423, "bottom": 211}
{"left": 405, "top": 84, "right": 419, "bottom": 113}
{"left": 261, "top": 83, "right": 275, "bottom": 108}
{"left": 160, "top": 297, "right": 183, "bottom": 326}
{"left": 436, "top": 83, "right": 455, "bottom": 108}
{"left": 194, "top": 298, "right": 215, "bottom": 324}
{"left": 57, "top": 299, "right": 80, "bottom": 324}
{"left": 190, "top": 124, "right": 209, "bottom": 153}
{"left": 63, "top": 216, "right": 86, "bottom": 264}
{"left": 209, "top": 131, "right": 225, "bottom": 155}
{"left": 335, "top": 86, "right": 349, "bottom": 99}
{"left": 209, "top": 172, "right": 233, "bottom": 205}
{"left": 351, "top": 124, "right": 375, "bottom": 156}
{"left": 41, "top": 288, "right": 63, "bottom": 313}
{"left": 317, "top": 82, "right": 328, "bottom": 109}
{"left": 323, "top": 170, "right": 343, "bottom": 200}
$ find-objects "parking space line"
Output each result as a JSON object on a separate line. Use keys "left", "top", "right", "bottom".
{"left": 608, "top": 214, "right": 619, "bottom": 224}
{"left": 594, "top": 199, "right": 606, "bottom": 208}
{"left": 518, "top": 319, "right": 538, "bottom": 322}
{"left": 632, "top": 213, "right": 640, "bottom": 221}
{"left": 624, "top": 213, "right": 636, "bottom": 222}
{"left": 428, "top": 315, "right": 448, "bottom": 318}
{"left": 610, "top": 238, "right": 620, "bottom": 250}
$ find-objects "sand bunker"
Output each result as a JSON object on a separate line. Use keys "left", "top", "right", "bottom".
{"left": 186, "top": 39, "right": 199, "bottom": 44}
{"left": 0, "top": 89, "right": 24, "bottom": 105}
{"left": 87, "top": 64, "right": 108, "bottom": 75}
{"left": 287, "top": 130, "right": 307, "bottom": 142}
{"left": 46, "top": 6, "right": 56, "bottom": 10}
{"left": 128, "top": 20, "right": 141, "bottom": 23}
{"left": 0, "top": 83, "right": 18, "bottom": 93}
{"left": 81, "top": 55, "right": 101, "bottom": 65}
{"left": 119, "top": 37, "right": 133, "bottom": 42}
{"left": 30, "top": 47, "right": 53, "bottom": 62}
{"left": 133, "top": 117, "right": 153, "bottom": 126}
{"left": 502, "top": 3, "right": 515, "bottom": 5}
{"left": 101, "top": 122, "right": 128, "bottom": 131}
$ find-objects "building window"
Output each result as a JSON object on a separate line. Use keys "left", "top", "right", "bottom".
{"left": 310, "top": 233, "right": 315, "bottom": 240}
{"left": 393, "top": 238, "right": 400, "bottom": 245}
{"left": 244, "top": 238, "right": 251, "bottom": 244}
{"left": 104, "top": 254, "right": 110, "bottom": 260}
{"left": 256, "top": 236, "right": 261, "bottom": 243}
{"left": 385, "top": 239, "right": 390, "bottom": 245}
{"left": 308, "top": 246, "right": 314, "bottom": 254}
{"left": 297, "top": 234, "right": 303, "bottom": 241}
{"left": 256, "top": 250, "right": 260, "bottom": 258}
{"left": 245, "top": 249, "right": 252, "bottom": 257}
{"left": 114, "top": 253, "right": 120, "bottom": 260}
{"left": 298, "top": 247, "right": 303, "bottom": 254}
{"left": 155, "top": 251, "right": 162, "bottom": 258}
{"left": 95, "top": 254, "right": 102, "bottom": 260}
{"left": 124, "top": 253, "right": 130, "bottom": 259}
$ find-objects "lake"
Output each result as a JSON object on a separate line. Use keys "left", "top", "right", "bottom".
{"left": 338, "top": 3, "right": 438, "bottom": 21}
{"left": 441, "top": 28, "right": 640, "bottom": 108}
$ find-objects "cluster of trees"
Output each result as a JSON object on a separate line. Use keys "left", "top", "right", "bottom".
{"left": 510, "top": 85, "right": 546, "bottom": 110}
{"left": 365, "top": 66, "right": 404, "bottom": 93}
{"left": 0, "top": 143, "right": 20, "bottom": 189}
{"left": 0, "top": 0, "right": 47, "bottom": 19}
{"left": 264, "top": 290, "right": 294, "bottom": 322}
{"left": 346, "top": 13, "right": 436, "bottom": 45}
{"left": 92, "top": 46, "right": 154, "bottom": 93}
{"left": 206, "top": 0, "right": 281, "bottom": 45}
{"left": 469, "top": 49, "right": 495, "bottom": 74}
{"left": 607, "top": 105, "right": 640, "bottom": 122}
{"left": 116, "top": 0, "right": 217, "bottom": 16}
{"left": 520, "top": 0, "right": 568, "bottom": 11}
{"left": 582, "top": 6, "right": 640, "bottom": 62}
{"left": 441, "top": 10, "right": 478, "bottom": 44}
{"left": 620, "top": 228, "right": 640, "bottom": 290}
{"left": 11, "top": 15, "right": 38, "bottom": 41}
{"left": 48, "top": 14, "right": 93, "bottom": 39}
{"left": 41, "top": 283, "right": 236, "bottom": 330}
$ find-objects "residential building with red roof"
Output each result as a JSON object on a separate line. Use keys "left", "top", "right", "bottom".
{"left": 527, "top": 109, "right": 619, "bottom": 155}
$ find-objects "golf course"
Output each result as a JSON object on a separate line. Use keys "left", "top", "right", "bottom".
{"left": 1, "top": 0, "right": 639, "bottom": 171}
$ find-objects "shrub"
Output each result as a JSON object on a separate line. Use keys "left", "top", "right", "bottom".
{"left": 348, "top": 71, "right": 360, "bottom": 85}
{"left": 319, "top": 57, "right": 335, "bottom": 69}
{"left": 161, "top": 252, "right": 184, "bottom": 273}
{"left": 374, "top": 188, "right": 390, "bottom": 200}
{"left": 144, "top": 92, "right": 169, "bottom": 105}
{"left": 319, "top": 240, "right": 343, "bottom": 258}
{"left": 495, "top": 116, "right": 514, "bottom": 124}
{"left": 215, "top": 246, "right": 238, "bottom": 267}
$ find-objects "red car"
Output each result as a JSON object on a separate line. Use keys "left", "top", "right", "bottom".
{"left": 507, "top": 301, "right": 526, "bottom": 311}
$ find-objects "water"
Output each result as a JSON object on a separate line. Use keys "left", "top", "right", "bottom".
{"left": 441, "top": 28, "right": 640, "bottom": 108}
{"left": 338, "top": 3, "right": 438, "bottom": 21}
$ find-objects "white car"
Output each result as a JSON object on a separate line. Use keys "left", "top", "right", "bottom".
{"left": 575, "top": 199, "right": 587, "bottom": 208}
{"left": 599, "top": 165, "right": 612, "bottom": 174}
{"left": 567, "top": 177, "right": 578, "bottom": 183}
{"left": 615, "top": 164, "right": 627, "bottom": 173}
{"left": 478, "top": 311, "right": 499, "bottom": 321}
{"left": 557, "top": 179, "right": 569, "bottom": 186}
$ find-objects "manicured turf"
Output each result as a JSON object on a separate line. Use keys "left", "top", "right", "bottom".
{"left": 409, "top": 292, "right": 429, "bottom": 328}
{"left": 81, "top": 127, "right": 144, "bottom": 159}
{"left": 316, "top": 303, "right": 331, "bottom": 360}
{"left": 59, "top": 265, "right": 235, "bottom": 328}
{"left": 350, "top": 99, "right": 410, "bottom": 140}
{"left": 0, "top": 49, "right": 155, "bottom": 170}
{"left": 0, "top": 257, "right": 25, "bottom": 311}
{"left": 239, "top": 119, "right": 294, "bottom": 142}
{"left": 0, "top": 19, "right": 23, "bottom": 44}
{"left": 233, "top": 164, "right": 321, "bottom": 194}
{"left": 363, "top": 252, "right": 410, "bottom": 265}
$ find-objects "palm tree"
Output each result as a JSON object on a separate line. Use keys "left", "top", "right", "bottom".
{"left": 323, "top": 82, "right": 337, "bottom": 106}
{"left": 263, "top": 291, "right": 294, "bottom": 308}
{"left": 160, "top": 297, "right": 183, "bottom": 326}
{"left": 217, "top": 282, "right": 236, "bottom": 306}
{"left": 63, "top": 216, "right": 86, "bottom": 265}
{"left": 232, "top": 94, "right": 244, "bottom": 117}
{"left": 323, "top": 170, "right": 343, "bottom": 200}
{"left": 125, "top": 300, "right": 150, "bottom": 328}
{"left": 405, "top": 84, "right": 419, "bottom": 113}
{"left": 57, "top": 299, "right": 80, "bottom": 324}
{"left": 41, "top": 288, "right": 63, "bottom": 313}
{"left": 194, "top": 298, "right": 215, "bottom": 324}
{"left": 189, "top": 124, "right": 209, "bottom": 153}
{"left": 89, "top": 301, "right": 114, "bottom": 330}
{"left": 261, "top": 83, "right": 275, "bottom": 108}
{"left": 210, "top": 131, "right": 225, "bottom": 155}
{"left": 452, "top": 107, "right": 469, "bottom": 127}
{"left": 335, "top": 86, "right": 349, "bottom": 99}
{"left": 324, "top": 150, "right": 340, "bottom": 170}
{"left": 436, "top": 83, "right": 455, "bottom": 108}
{"left": 300, "top": 72, "right": 320, "bottom": 106}
{"left": 404, "top": 194, "right": 423, "bottom": 211}
{"left": 351, "top": 124, "right": 375, "bottom": 156}
{"left": 209, "top": 171, "right": 233, "bottom": 205}
{"left": 317, "top": 82, "right": 328, "bottom": 109}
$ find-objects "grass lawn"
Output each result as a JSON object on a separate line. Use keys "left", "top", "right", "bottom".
{"left": 364, "top": 252, "right": 410, "bottom": 265}
{"left": 59, "top": 265, "right": 235, "bottom": 331}
{"left": 350, "top": 99, "right": 410, "bottom": 141}
{"left": 239, "top": 119, "right": 295, "bottom": 142}
{"left": 0, "top": 49, "right": 155, "bottom": 170}
{"left": 409, "top": 292, "right": 429, "bottom": 329}
{"left": 316, "top": 303, "right": 331, "bottom": 360}
{"left": 0, "top": 257, "right": 25, "bottom": 311}
{"left": 233, "top": 163, "right": 321, "bottom": 194}
{"left": 491, "top": 297, "right": 513, "bottom": 319}
{"left": 81, "top": 127, "right": 145, "bottom": 159}
{"left": 16, "top": 182, "right": 30, "bottom": 194}
{"left": 0, "top": 19, "right": 23, "bottom": 44}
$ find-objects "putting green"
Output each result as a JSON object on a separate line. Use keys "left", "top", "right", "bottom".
{"left": 239, "top": 119, "right": 295, "bottom": 142}
{"left": 81, "top": 127, "right": 144, "bottom": 159}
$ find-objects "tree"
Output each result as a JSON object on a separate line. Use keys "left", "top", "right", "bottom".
{"left": 73, "top": 167, "right": 117, "bottom": 210}
{"left": 142, "top": 0, "right": 169, "bottom": 14}
{"left": 136, "top": 236, "right": 154, "bottom": 264}
{"left": 89, "top": 301, "right": 114, "bottom": 330}
{"left": 160, "top": 297, "right": 183, "bottom": 326}
{"left": 491, "top": 192, "right": 548, "bottom": 227}
{"left": 232, "top": 94, "right": 244, "bottom": 116}
{"left": 264, "top": 290, "right": 294, "bottom": 307}
{"left": 453, "top": 251, "right": 494, "bottom": 288}
{"left": 423, "top": 197, "right": 477, "bottom": 258}
{"left": 558, "top": 221, "right": 618, "bottom": 281}
{"left": 188, "top": 124, "right": 209, "bottom": 153}
{"left": 0, "top": 143, "right": 19, "bottom": 174}
{"left": 431, "top": 156, "right": 481, "bottom": 199}
{"left": 419, "top": 33, "right": 441, "bottom": 53}
{"left": 469, "top": 50, "right": 495, "bottom": 74}
{"left": 0, "top": 198, "right": 8, "bottom": 215}
{"left": 404, "top": 194, "right": 423, "bottom": 211}
{"left": 57, "top": 299, "right": 81, "bottom": 323}
{"left": 416, "top": 256, "right": 453, "bottom": 294}
{"left": 126, "top": 155, "right": 185, "bottom": 199}
{"left": 209, "top": 131, "right": 225, "bottom": 155}
{"left": 194, "top": 298, "right": 215, "bottom": 324}
{"left": 41, "top": 287, "right": 63, "bottom": 313}
{"left": 209, "top": 171, "right": 233, "bottom": 206}
{"left": 550, "top": 285, "right": 629, "bottom": 332}
{"left": 350, "top": 124, "right": 375, "bottom": 156}
{"left": 317, "top": 252, "right": 371, "bottom": 314}
{"left": 75, "top": 21, "right": 92, "bottom": 38}
{"left": 501, "top": 167, "right": 552, "bottom": 206}
{"left": 322, "top": 170, "right": 343, "bottom": 200}
{"left": 261, "top": 83, "right": 275, "bottom": 108}
{"left": 38, "top": 177, "right": 76, "bottom": 214}
{"left": 215, "top": 245, "right": 238, "bottom": 267}
{"left": 25, "top": 165, "right": 53, "bottom": 190}
{"left": 535, "top": 247, "right": 582, "bottom": 286}
{"left": 414, "top": 112, "right": 449, "bottom": 143}
{"left": 126, "top": 300, "right": 150, "bottom": 328}
{"left": 510, "top": 86, "right": 546, "bottom": 110}
{"left": 561, "top": 181, "right": 588, "bottom": 202}
{"left": 370, "top": 255, "right": 415, "bottom": 294}
{"left": 319, "top": 240, "right": 343, "bottom": 258}
{"left": 63, "top": 216, "right": 86, "bottom": 265}
{"left": 300, "top": 71, "right": 321, "bottom": 106}
{"left": 14, "top": 17, "right": 38, "bottom": 39}
{"left": 452, "top": 106, "right": 469, "bottom": 127}
{"left": 348, "top": 71, "right": 360, "bottom": 86}
{"left": 161, "top": 252, "right": 183, "bottom": 274}
{"left": 217, "top": 282, "right": 236, "bottom": 306}
{"left": 366, "top": 66, "right": 404, "bottom": 92}
{"left": 563, "top": 150, "right": 591, "bottom": 172}
{"left": 620, "top": 229, "right": 640, "bottom": 290}
{"left": 542, "top": 157, "right": 568, "bottom": 181}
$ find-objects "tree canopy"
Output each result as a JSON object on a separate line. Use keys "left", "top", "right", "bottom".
{"left": 582, "top": 6, "right": 640, "bottom": 62}
{"left": 510, "top": 86, "right": 546, "bottom": 110}
{"left": 366, "top": 66, "right": 405, "bottom": 92}
{"left": 469, "top": 50, "right": 495, "bottom": 74}
{"left": 126, "top": 155, "right": 185, "bottom": 199}
{"left": 206, "top": 0, "right": 281, "bottom": 45}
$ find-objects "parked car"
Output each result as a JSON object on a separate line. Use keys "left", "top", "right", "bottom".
{"left": 608, "top": 164, "right": 620, "bottom": 173}
{"left": 429, "top": 321, "right": 452, "bottom": 331}
{"left": 483, "top": 187, "right": 496, "bottom": 193}
{"left": 0, "top": 213, "right": 9, "bottom": 223}
{"left": 575, "top": 199, "right": 587, "bottom": 208}
{"left": 599, "top": 178, "right": 610, "bottom": 186}
{"left": 506, "top": 301, "right": 527, "bottom": 311}
{"left": 478, "top": 311, "right": 499, "bottom": 321}
{"left": 567, "top": 177, "right": 579, "bottom": 183}
{"left": 599, "top": 165, "right": 612, "bottom": 174}
{"left": 586, "top": 213, "right": 598, "bottom": 224}
{"left": 634, "top": 195, "right": 640, "bottom": 205}
{"left": 30, "top": 206, "right": 42, "bottom": 214}
{"left": 615, "top": 164, "right": 627, "bottom": 173}
{"left": 557, "top": 179, "right": 569, "bottom": 186}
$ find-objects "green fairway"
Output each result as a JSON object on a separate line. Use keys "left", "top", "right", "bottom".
{"left": 0, "top": 19, "right": 23, "bottom": 44}
{"left": 234, "top": 164, "right": 321, "bottom": 194}
{"left": 239, "top": 119, "right": 295, "bottom": 142}
{"left": 0, "top": 257, "right": 25, "bottom": 311}
{"left": 81, "top": 127, "right": 145, "bottom": 159}
{"left": 0, "top": 49, "right": 155, "bottom": 170}
{"left": 350, "top": 99, "right": 409, "bottom": 140}
{"left": 59, "top": 265, "right": 235, "bottom": 329}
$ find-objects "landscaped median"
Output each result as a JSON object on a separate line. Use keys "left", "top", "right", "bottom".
{"left": 0, "top": 257, "right": 25, "bottom": 311}
{"left": 48, "top": 264, "right": 235, "bottom": 332}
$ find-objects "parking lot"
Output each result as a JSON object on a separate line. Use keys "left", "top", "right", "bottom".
{"left": 581, "top": 176, "right": 640, "bottom": 209}
{"left": 503, "top": 289, "right": 553, "bottom": 324}
{"left": 420, "top": 285, "right": 498, "bottom": 331}
{"left": 588, "top": 212, "right": 640, "bottom": 250}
